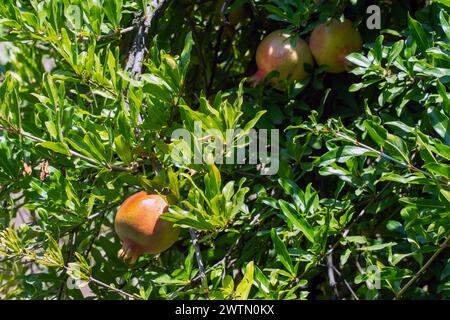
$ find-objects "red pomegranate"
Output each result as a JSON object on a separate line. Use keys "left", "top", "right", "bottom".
{"left": 250, "top": 30, "right": 314, "bottom": 88}
{"left": 309, "top": 18, "right": 363, "bottom": 73}
{"left": 114, "top": 192, "right": 180, "bottom": 264}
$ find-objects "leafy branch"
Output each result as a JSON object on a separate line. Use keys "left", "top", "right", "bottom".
{"left": 395, "top": 233, "right": 450, "bottom": 300}
{"left": 0, "top": 123, "right": 133, "bottom": 172}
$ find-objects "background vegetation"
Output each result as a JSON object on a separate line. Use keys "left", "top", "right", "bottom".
{"left": 1, "top": 0, "right": 450, "bottom": 300}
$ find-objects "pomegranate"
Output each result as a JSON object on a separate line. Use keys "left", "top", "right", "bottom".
{"left": 114, "top": 192, "right": 180, "bottom": 264}
{"left": 250, "top": 30, "right": 314, "bottom": 88}
{"left": 309, "top": 18, "right": 363, "bottom": 73}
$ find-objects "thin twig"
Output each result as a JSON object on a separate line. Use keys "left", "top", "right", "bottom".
{"left": 334, "top": 131, "right": 448, "bottom": 185}
{"left": 85, "top": 211, "right": 108, "bottom": 257}
{"left": 95, "top": 25, "right": 139, "bottom": 42}
{"left": 327, "top": 250, "right": 340, "bottom": 299}
{"left": 327, "top": 182, "right": 392, "bottom": 255}
{"left": 88, "top": 276, "right": 137, "bottom": 300}
{"left": 167, "top": 236, "right": 240, "bottom": 299}
{"left": 0, "top": 245, "right": 138, "bottom": 300}
{"left": 166, "top": 208, "right": 265, "bottom": 299}
{"left": 126, "top": 0, "right": 169, "bottom": 78}
{"left": 124, "top": 1, "right": 170, "bottom": 125}
{"left": 220, "top": 0, "right": 232, "bottom": 24}
{"left": 73, "top": 25, "right": 141, "bottom": 42}
{"left": 189, "top": 229, "right": 208, "bottom": 295}
{"left": 57, "top": 229, "right": 78, "bottom": 300}
{"left": 298, "top": 182, "right": 392, "bottom": 280}
{"left": 332, "top": 265, "right": 359, "bottom": 300}
{"left": 0, "top": 125, "right": 132, "bottom": 172}
{"left": 395, "top": 234, "right": 450, "bottom": 300}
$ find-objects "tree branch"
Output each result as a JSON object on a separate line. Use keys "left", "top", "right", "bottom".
{"left": 331, "top": 265, "right": 359, "bottom": 300}
{"left": 334, "top": 131, "right": 448, "bottom": 185}
{"left": 126, "top": 0, "right": 170, "bottom": 78}
{"left": 327, "top": 250, "right": 340, "bottom": 299}
{"left": 189, "top": 228, "right": 208, "bottom": 296}
{"left": 124, "top": 1, "right": 170, "bottom": 127}
{"left": 57, "top": 228, "right": 78, "bottom": 300}
{"left": 88, "top": 276, "right": 137, "bottom": 300}
{"left": 395, "top": 233, "right": 450, "bottom": 300}
{"left": 0, "top": 124, "right": 132, "bottom": 172}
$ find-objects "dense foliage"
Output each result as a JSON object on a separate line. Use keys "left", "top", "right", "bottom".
{"left": 1, "top": 0, "right": 450, "bottom": 300}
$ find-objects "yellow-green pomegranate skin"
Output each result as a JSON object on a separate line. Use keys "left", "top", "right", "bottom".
{"left": 114, "top": 192, "right": 180, "bottom": 264}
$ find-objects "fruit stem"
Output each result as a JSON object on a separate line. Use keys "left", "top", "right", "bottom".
{"left": 248, "top": 69, "right": 266, "bottom": 86}
{"left": 118, "top": 242, "right": 141, "bottom": 265}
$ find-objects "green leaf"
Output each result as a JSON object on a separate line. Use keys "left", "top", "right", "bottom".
{"left": 439, "top": 189, "right": 450, "bottom": 203}
{"left": 440, "top": 10, "right": 450, "bottom": 40}
{"left": 253, "top": 266, "right": 270, "bottom": 295}
{"left": 204, "top": 163, "right": 222, "bottom": 199}
{"left": 271, "top": 228, "right": 295, "bottom": 276}
{"left": 424, "top": 163, "right": 450, "bottom": 179}
{"left": 141, "top": 74, "right": 173, "bottom": 102}
{"left": 387, "top": 40, "right": 404, "bottom": 66}
{"left": 400, "top": 197, "right": 447, "bottom": 209}
{"left": 358, "top": 242, "right": 397, "bottom": 251}
{"left": 408, "top": 14, "right": 429, "bottom": 54}
{"left": 427, "top": 107, "right": 450, "bottom": 143}
{"left": 168, "top": 168, "right": 181, "bottom": 201}
{"left": 278, "top": 200, "right": 315, "bottom": 244}
{"left": 179, "top": 32, "right": 193, "bottom": 80}
{"left": 435, "top": 0, "right": 450, "bottom": 7}
{"left": 346, "top": 52, "right": 372, "bottom": 68}
{"left": 114, "top": 135, "right": 133, "bottom": 164}
{"left": 384, "top": 133, "right": 411, "bottom": 164}
{"left": 240, "top": 110, "right": 267, "bottom": 135}
{"left": 37, "top": 141, "right": 70, "bottom": 155}
{"left": 83, "top": 133, "right": 106, "bottom": 163}
{"left": 235, "top": 261, "right": 254, "bottom": 300}
{"left": 373, "top": 35, "right": 384, "bottom": 63}
{"left": 318, "top": 146, "right": 378, "bottom": 167}
{"left": 221, "top": 275, "right": 234, "bottom": 296}
{"left": 364, "top": 120, "right": 388, "bottom": 147}
{"left": 434, "top": 139, "right": 450, "bottom": 161}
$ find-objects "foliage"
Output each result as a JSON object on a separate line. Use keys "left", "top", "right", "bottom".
{"left": 1, "top": 0, "right": 450, "bottom": 300}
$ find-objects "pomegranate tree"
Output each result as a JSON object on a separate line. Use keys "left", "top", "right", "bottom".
{"left": 228, "top": 3, "right": 251, "bottom": 25}
{"left": 251, "top": 30, "right": 314, "bottom": 88}
{"left": 114, "top": 192, "right": 180, "bottom": 264}
{"left": 309, "top": 18, "right": 363, "bottom": 73}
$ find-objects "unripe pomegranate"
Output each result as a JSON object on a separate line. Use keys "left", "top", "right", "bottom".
{"left": 114, "top": 192, "right": 180, "bottom": 264}
{"left": 309, "top": 18, "right": 363, "bottom": 73}
{"left": 250, "top": 30, "right": 314, "bottom": 88}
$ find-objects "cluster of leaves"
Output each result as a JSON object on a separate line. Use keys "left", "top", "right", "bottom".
{"left": 1, "top": 0, "right": 450, "bottom": 300}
